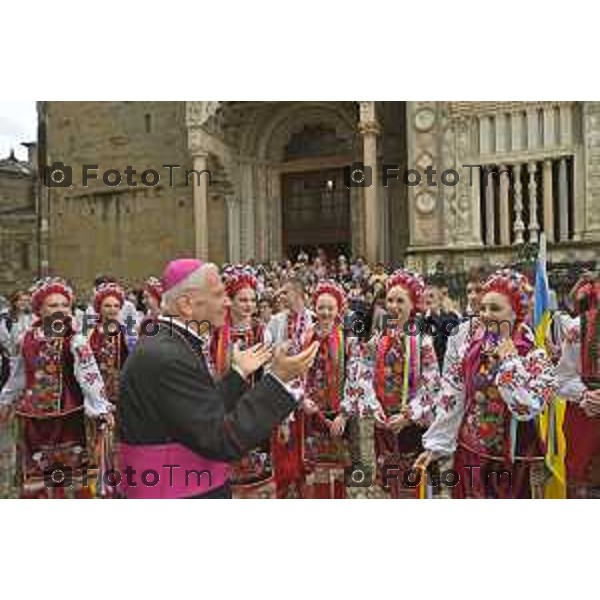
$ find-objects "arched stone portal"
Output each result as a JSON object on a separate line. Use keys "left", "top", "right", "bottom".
{"left": 186, "top": 101, "right": 408, "bottom": 264}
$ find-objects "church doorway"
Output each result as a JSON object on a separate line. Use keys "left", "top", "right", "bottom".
{"left": 281, "top": 168, "right": 351, "bottom": 261}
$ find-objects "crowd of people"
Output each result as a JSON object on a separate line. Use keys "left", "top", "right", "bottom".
{"left": 0, "top": 247, "right": 599, "bottom": 499}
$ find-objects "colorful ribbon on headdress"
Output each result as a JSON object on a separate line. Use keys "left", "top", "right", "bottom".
{"left": 29, "top": 277, "right": 74, "bottom": 316}
{"left": 385, "top": 269, "right": 425, "bottom": 315}
{"left": 144, "top": 277, "right": 163, "bottom": 304}
{"left": 312, "top": 280, "right": 348, "bottom": 320}
{"left": 481, "top": 268, "right": 532, "bottom": 323}
{"left": 93, "top": 282, "right": 125, "bottom": 314}
{"left": 222, "top": 265, "right": 258, "bottom": 299}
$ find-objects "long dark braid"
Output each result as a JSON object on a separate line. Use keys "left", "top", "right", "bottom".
{"left": 0, "top": 342, "right": 9, "bottom": 392}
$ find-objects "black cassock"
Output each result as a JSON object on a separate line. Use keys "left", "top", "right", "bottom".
{"left": 118, "top": 319, "right": 295, "bottom": 498}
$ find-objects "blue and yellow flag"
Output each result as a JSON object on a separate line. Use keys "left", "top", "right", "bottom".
{"left": 534, "top": 234, "right": 567, "bottom": 498}
{"left": 534, "top": 235, "right": 551, "bottom": 348}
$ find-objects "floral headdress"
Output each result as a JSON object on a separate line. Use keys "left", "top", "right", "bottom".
{"left": 385, "top": 269, "right": 426, "bottom": 314}
{"left": 144, "top": 276, "right": 164, "bottom": 304}
{"left": 312, "top": 280, "right": 347, "bottom": 318}
{"left": 93, "top": 282, "right": 125, "bottom": 314}
{"left": 222, "top": 265, "right": 258, "bottom": 298}
{"left": 29, "top": 277, "right": 74, "bottom": 315}
{"left": 481, "top": 268, "right": 533, "bottom": 322}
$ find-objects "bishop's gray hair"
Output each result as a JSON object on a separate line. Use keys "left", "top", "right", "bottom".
{"left": 161, "top": 263, "right": 219, "bottom": 312}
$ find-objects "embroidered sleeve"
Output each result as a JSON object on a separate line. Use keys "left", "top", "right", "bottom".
{"left": 341, "top": 337, "right": 382, "bottom": 416}
{"left": 555, "top": 318, "right": 587, "bottom": 403}
{"left": 262, "top": 326, "right": 274, "bottom": 347}
{"left": 495, "top": 348, "right": 556, "bottom": 420}
{"left": 422, "top": 325, "right": 467, "bottom": 456}
{"left": 265, "top": 314, "right": 282, "bottom": 345}
{"left": 71, "top": 334, "right": 112, "bottom": 417}
{"left": 407, "top": 336, "right": 441, "bottom": 427}
{"left": 262, "top": 330, "right": 305, "bottom": 404}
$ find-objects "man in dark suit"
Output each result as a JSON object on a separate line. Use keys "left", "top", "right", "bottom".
{"left": 423, "top": 283, "right": 461, "bottom": 371}
{"left": 118, "top": 258, "right": 318, "bottom": 499}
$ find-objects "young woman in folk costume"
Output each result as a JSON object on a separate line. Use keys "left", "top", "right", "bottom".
{"left": 211, "top": 266, "right": 275, "bottom": 499}
{"left": 0, "top": 290, "right": 33, "bottom": 358}
{"left": 301, "top": 281, "right": 352, "bottom": 499}
{"left": 89, "top": 282, "right": 129, "bottom": 405}
{"left": 137, "top": 277, "right": 163, "bottom": 338}
{"left": 555, "top": 275, "right": 600, "bottom": 498}
{"left": 416, "top": 269, "right": 557, "bottom": 499}
{"left": 88, "top": 282, "right": 129, "bottom": 497}
{"left": 0, "top": 278, "right": 113, "bottom": 498}
{"left": 265, "top": 277, "right": 315, "bottom": 498}
{"left": 357, "top": 269, "right": 441, "bottom": 499}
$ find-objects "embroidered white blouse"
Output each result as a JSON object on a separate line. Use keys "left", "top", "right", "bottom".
{"left": 0, "top": 329, "right": 112, "bottom": 418}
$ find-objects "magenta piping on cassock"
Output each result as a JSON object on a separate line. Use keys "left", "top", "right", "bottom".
{"left": 118, "top": 442, "right": 230, "bottom": 499}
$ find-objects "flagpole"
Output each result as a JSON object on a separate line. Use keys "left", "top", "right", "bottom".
{"left": 535, "top": 232, "right": 567, "bottom": 498}
{"left": 539, "top": 232, "right": 547, "bottom": 273}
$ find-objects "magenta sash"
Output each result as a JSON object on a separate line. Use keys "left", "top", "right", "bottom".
{"left": 118, "top": 442, "right": 230, "bottom": 499}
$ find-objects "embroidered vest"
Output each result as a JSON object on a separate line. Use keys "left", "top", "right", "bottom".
{"left": 18, "top": 330, "right": 84, "bottom": 417}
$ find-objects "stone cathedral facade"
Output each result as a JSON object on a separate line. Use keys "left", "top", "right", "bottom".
{"left": 38, "top": 101, "right": 600, "bottom": 292}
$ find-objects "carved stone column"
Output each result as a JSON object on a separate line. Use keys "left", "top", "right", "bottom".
{"left": 513, "top": 163, "right": 525, "bottom": 245}
{"left": 350, "top": 185, "right": 364, "bottom": 258}
{"left": 191, "top": 152, "right": 209, "bottom": 260}
{"left": 499, "top": 164, "right": 511, "bottom": 245}
{"left": 543, "top": 159, "right": 554, "bottom": 242}
{"left": 560, "top": 104, "right": 573, "bottom": 146}
{"left": 407, "top": 102, "right": 448, "bottom": 249}
{"left": 226, "top": 195, "right": 241, "bottom": 263}
{"left": 254, "top": 163, "right": 268, "bottom": 261}
{"left": 528, "top": 161, "right": 540, "bottom": 244}
{"left": 496, "top": 114, "right": 507, "bottom": 153}
{"left": 480, "top": 115, "right": 492, "bottom": 154}
{"left": 268, "top": 168, "right": 282, "bottom": 260}
{"left": 543, "top": 107, "right": 556, "bottom": 148}
{"left": 466, "top": 154, "right": 482, "bottom": 245}
{"left": 359, "top": 101, "right": 381, "bottom": 264}
{"left": 40, "top": 203, "right": 50, "bottom": 276}
{"left": 558, "top": 157, "right": 569, "bottom": 241}
{"left": 511, "top": 111, "right": 523, "bottom": 153}
{"left": 484, "top": 167, "right": 495, "bottom": 246}
{"left": 185, "top": 102, "right": 223, "bottom": 262}
{"left": 527, "top": 108, "right": 539, "bottom": 150}
{"left": 380, "top": 188, "right": 389, "bottom": 262}
{"left": 582, "top": 102, "right": 600, "bottom": 240}
{"left": 240, "top": 161, "right": 255, "bottom": 259}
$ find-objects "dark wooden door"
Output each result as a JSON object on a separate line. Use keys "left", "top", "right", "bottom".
{"left": 281, "top": 168, "right": 350, "bottom": 260}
